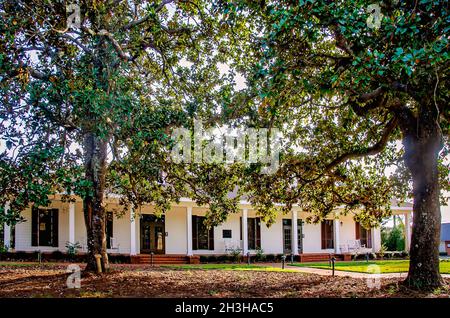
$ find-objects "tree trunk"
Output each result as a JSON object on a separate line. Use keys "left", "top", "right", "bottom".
{"left": 402, "top": 109, "right": 443, "bottom": 290}
{"left": 83, "top": 132, "right": 109, "bottom": 273}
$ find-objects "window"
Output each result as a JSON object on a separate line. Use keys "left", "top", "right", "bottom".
{"left": 321, "top": 220, "right": 334, "bottom": 249}
{"left": 11, "top": 225, "right": 15, "bottom": 249}
{"left": 355, "top": 222, "right": 372, "bottom": 248}
{"left": 282, "top": 219, "right": 292, "bottom": 253}
{"left": 0, "top": 223, "right": 3, "bottom": 247}
{"left": 192, "top": 216, "right": 214, "bottom": 250}
{"left": 106, "top": 212, "right": 113, "bottom": 249}
{"left": 240, "top": 217, "right": 261, "bottom": 250}
{"left": 32, "top": 207, "right": 58, "bottom": 247}
{"left": 222, "top": 229, "right": 232, "bottom": 238}
{"left": 297, "top": 219, "right": 304, "bottom": 253}
{"left": 283, "top": 219, "right": 304, "bottom": 253}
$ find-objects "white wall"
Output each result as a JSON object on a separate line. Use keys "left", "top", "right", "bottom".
{"left": 11, "top": 200, "right": 387, "bottom": 255}
{"left": 260, "top": 210, "right": 284, "bottom": 254}
{"left": 165, "top": 206, "right": 188, "bottom": 254}
{"left": 14, "top": 201, "right": 69, "bottom": 252}
{"left": 191, "top": 207, "right": 242, "bottom": 255}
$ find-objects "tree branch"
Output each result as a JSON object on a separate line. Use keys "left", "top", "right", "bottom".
{"left": 292, "top": 116, "right": 399, "bottom": 183}
{"left": 122, "top": 0, "right": 176, "bottom": 30}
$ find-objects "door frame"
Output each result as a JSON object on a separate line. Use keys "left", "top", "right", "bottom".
{"left": 139, "top": 214, "right": 165, "bottom": 254}
{"left": 282, "top": 219, "right": 304, "bottom": 254}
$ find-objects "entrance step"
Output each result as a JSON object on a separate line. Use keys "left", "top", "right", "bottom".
{"left": 131, "top": 254, "right": 200, "bottom": 265}
{"left": 299, "top": 253, "right": 348, "bottom": 262}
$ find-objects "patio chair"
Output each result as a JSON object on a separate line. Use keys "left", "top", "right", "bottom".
{"left": 110, "top": 237, "right": 120, "bottom": 253}
{"left": 223, "top": 239, "right": 241, "bottom": 253}
{"left": 347, "top": 239, "right": 363, "bottom": 254}
{"left": 339, "top": 244, "right": 349, "bottom": 253}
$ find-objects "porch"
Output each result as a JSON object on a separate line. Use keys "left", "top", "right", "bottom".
{"left": 2, "top": 196, "right": 413, "bottom": 260}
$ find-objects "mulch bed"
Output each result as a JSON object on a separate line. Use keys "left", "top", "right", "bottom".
{"left": 0, "top": 264, "right": 448, "bottom": 298}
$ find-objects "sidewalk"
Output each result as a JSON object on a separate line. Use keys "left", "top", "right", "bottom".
{"left": 258, "top": 263, "right": 450, "bottom": 279}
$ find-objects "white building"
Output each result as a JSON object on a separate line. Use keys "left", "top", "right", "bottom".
{"left": 2, "top": 195, "right": 413, "bottom": 263}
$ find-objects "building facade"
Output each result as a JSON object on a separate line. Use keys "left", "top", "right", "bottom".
{"left": 2, "top": 196, "right": 413, "bottom": 260}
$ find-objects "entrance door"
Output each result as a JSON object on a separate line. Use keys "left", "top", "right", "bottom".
{"left": 283, "top": 219, "right": 304, "bottom": 254}
{"left": 282, "top": 219, "right": 292, "bottom": 253}
{"left": 140, "top": 215, "right": 165, "bottom": 254}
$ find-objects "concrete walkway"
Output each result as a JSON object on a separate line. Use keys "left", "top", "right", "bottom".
{"left": 258, "top": 263, "right": 450, "bottom": 279}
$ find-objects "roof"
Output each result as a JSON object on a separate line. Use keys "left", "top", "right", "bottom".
{"left": 442, "top": 223, "right": 450, "bottom": 241}
{"left": 390, "top": 199, "right": 413, "bottom": 208}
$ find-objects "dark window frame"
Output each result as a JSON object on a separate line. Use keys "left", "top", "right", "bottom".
{"left": 321, "top": 220, "right": 334, "bottom": 249}
{"left": 355, "top": 222, "right": 372, "bottom": 248}
{"left": 106, "top": 212, "right": 113, "bottom": 249}
{"left": 31, "top": 207, "right": 58, "bottom": 247}
{"left": 222, "top": 229, "right": 232, "bottom": 239}
{"left": 192, "top": 215, "right": 214, "bottom": 250}
{"left": 244, "top": 217, "right": 261, "bottom": 250}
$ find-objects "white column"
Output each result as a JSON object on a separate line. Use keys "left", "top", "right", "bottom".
{"left": 3, "top": 202, "right": 11, "bottom": 250}
{"left": 334, "top": 217, "right": 340, "bottom": 254}
{"left": 186, "top": 206, "right": 193, "bottom": 256}
{"left": 242, "top": 209, "right": 248, "bottom": 255}
{"left": 292, "top": 210, "right": 299, "bottom": 255}
{"left": 68, "top": 202, "right": 75, "bottom": 244}
{"left": 371, "top": 227, "right": 376, "bottom": 253}
{"left": 404, "top": 213, "right": 411, "bottom": 251}
{"left": 130, "top": 207, "right": 137, "bottom": 255}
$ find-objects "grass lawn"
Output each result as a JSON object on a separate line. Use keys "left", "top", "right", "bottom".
{"left": 0, "top": 261, "right": 61, "bottom": 267}
{"left": 162, "top": 263, "right": 298, "bottom": 272}
{"left": 292, "top": 260, "right": 450, "bottom": 274}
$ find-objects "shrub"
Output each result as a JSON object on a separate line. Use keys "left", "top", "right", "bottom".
{"left": 207, "top": 255, "right": 217, "bottom": 263}
{"left": 384, "top": 226, "right": 405, "bottom": 251}
{"left": 50, "top": 250, "right": 64, "bottom": 261}
{"left": 378, "top": 244, "right": 387, "bottom": 259}
{"left": 227, "top": 247, "right": 243, "bottom": 263}
{"left": 109, "top": 254, "right": 130, "bottom": 264}
{"left": 199, "top": 255, "right": 209, "bottom": 263}
{"left": 0, "top": 245, "right": 8, "bottom": 261}
{"left": 217, "top": 255, "right": 229, "bottom": 263}
{"left": 353, "top": 252, "right": 372, "bottom": 261}
{"left": 255, "top": 248, "right": 266, "bottom": 262}
{"left": 265, "top": 254, "right": 276, "bottom": 262}
{"left": 65, "top": 241, "right": 82, "bottom": 259}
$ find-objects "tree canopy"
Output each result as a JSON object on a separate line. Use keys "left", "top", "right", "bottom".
{"left": 210, "top": 0, "right": 449, "bottom": 288}
{"left": 0, "top": 0, "right": 449, "bottom": 289}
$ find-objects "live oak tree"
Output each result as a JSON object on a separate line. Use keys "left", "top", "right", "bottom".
{"left": 0, "top": 0, "right": 235, "bottom": 272}
{"left": 215, "top": 0, "right": 449, "bottom": 289}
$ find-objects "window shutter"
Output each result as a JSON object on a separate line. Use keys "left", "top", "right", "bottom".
{"left": 208, "top": 227, "right": 214, "bottom": 250}
{"left": 31, "top": 206, "right": 38, "bottom": 246}
{"left": 256, "top": 218, "right": 261, "bottom": 249}
{"left": 321, "top": 221, "right": 326, "bottom": 249}
{"left": 367, "top": 229, "right": 372, "bottom": 248}
{"left": 355, "top": 222, "right": 361, "bottom": 240}
{"left": 330, "top": 221, "right": 334, "bottom": 249}
{"left": 192, "top": 215, "right": 197, "bottom": 250}
{"left": 239, "top": 217, "right": 242, "bottom": 240}
{"left": 106, "top": 212, "right": 113, "bottom": 249}
{"left": 51, "top": 209, "right": 58, "bottom": 247}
